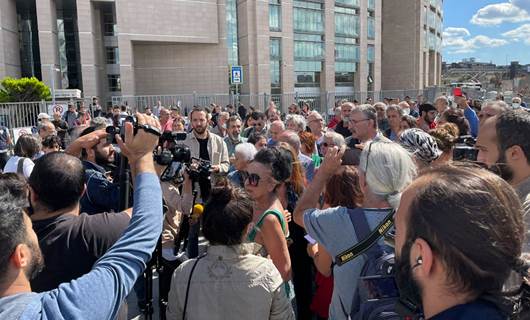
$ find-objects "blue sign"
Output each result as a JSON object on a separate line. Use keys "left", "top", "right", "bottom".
{"left": 231, "top": 66, "right": 243, "bottom": 84}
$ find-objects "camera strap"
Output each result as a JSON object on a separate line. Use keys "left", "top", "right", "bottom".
{"left": 182, "top": 253, "right": 207, "bottom": 319}
{"left": 335, "top": 209, "right": 395, "bottom": 267}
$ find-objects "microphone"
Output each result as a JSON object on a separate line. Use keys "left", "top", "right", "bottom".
{"left": 191, "top": 204, "right": 204, "bottom": 220}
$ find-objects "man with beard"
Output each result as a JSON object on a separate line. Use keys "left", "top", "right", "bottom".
{"left": 394, "top": 164, "right": 526, "bottom": 319}
{"left": 66, "top": 127, "right": 120, "bottom": 215}
{"left": 183, "top": 106, "right": 229, "bottom": 258}
{"left": 224, "top": 116, "right": 247, "bottom": 158}
{"left": 417, "top": 103, "right": 437, "bottom": 132}
{"left": 334, "top": 102, "right": 354, "bottom": 138}
{"left": 0, "top": 114, "right": 163, "bottom": 319}
{"left": 476, "top": 110, "right": 530, "bottom": 251}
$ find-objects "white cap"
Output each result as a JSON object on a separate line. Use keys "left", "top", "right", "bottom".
{"left": 37, "top": 113, "right": 51, "bottom": 120}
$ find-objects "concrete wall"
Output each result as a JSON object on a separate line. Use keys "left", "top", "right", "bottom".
{"left": 37, "top": 0, "right": 60, "bottom": 90}
{"left": 133, "top": 42, "right": 228, "bottom": 95}
{"left": 0, "top": 0, "right": 21, "bottom": 80}
{"left": 116, "top": 0, "right": 228, "bottom": 96}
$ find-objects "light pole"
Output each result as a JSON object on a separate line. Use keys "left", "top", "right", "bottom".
{"left": 50, "top": 64, "right": 60, "bottom": 105}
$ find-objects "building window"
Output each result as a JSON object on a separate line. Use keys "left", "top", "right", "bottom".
{"left": 103, "top": 12, "right": 117, "bottom": 36}
{"left": 226, "top": 0, "right": 239, "bottom": 67}
{"left": 367, "top": 17, "right": 375, "bottom": 40}
{"left": 336, "top": 0, "right": 360, "bottom": 8}
{"left": 335, "top": 7, "right": 359, "bottom": 37}
{"left": 335, "top": 37, "right": 358, "bottom": 87}
{"left": 293, "top": 1, "right": 324, "bottom": 34}
{"left": 108, "top": 75, "right": 121, "bottom": 92}
{"left": 17, "top": 0, "right": 42, "bottom": 79}
{"left": 270, "top": 0, "right": 281, "bottom": 31}
{"left": 270, "top": 38, "right": 282, "bottom": 93}
{"left": 106, "top": 47, "right": 119, "bottom": 64}
{"left": 367, "top": 45, "right": 375, "bottom": 91}
{"left": 368, "top": 0, "right": 375, "bottom": 11}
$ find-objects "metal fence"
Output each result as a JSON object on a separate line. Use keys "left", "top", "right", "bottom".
{"left": 0, "top": 87, "right": 449, "bottom": 132}
{"left": 0, "top": 101, "right": 46, "bottom": 129}
{"left": 111, "top": 86, "right": 449, "bottom": 116}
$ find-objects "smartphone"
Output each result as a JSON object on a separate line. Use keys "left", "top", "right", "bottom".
{"left": 304, "top": 234, "right": 317, "bottom": 245}
{"left": 342, "top": 148, "right": 362, "bottom": 166}
{"left": 358, "top": 275, "right": 400, "bottom": 301}
{"left": 453, "top": 87, "right": 462, "bottom": 97}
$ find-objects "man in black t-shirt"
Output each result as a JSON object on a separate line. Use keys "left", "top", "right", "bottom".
{"left": 28, "top": 152, "right": 131, "bottom": 294}
{"left": 182, "top": 107, "right": 230, "bottom": 257}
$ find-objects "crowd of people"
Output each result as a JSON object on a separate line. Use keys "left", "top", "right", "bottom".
{"left": 0, "top": 90, "right": 529, "bottom": 320}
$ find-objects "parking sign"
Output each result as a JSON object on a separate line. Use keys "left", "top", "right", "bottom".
{"left": 231, "top": 66, "right": 243, "bottom": 84}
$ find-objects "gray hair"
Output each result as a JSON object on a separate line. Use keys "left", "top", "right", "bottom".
{"left": 386, "top": 104, "right": 404, "bottom": 116}
{"left": 373, "top": 102, "right": 387, "bottom": 112}
{"left": 484, "top": 100, "right": 509, "bottom": 112}
{"left": 286, "top": 114, "right": 307, "bottom": 132}
{"left": 353, "top": 104, "right": 378, "bottom": 129}
{"left": 435, "top": 95, "right": 449, "bottom": 106}
{"left": 324, "top": 131, "right": 346, "bottom": 147}
{"left": 280, "top": 130, "right": 302, "bottom": 152}
{"left": 234, "top": 143, "right": 257, "bottom": 162}
{"left": 90, "top": 117, "right": 110, "bottom": 130}
{"left": 359, "top": 140, "right": 417, "bottom": 209}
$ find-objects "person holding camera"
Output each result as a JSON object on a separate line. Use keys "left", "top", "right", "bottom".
{"left": 293, "top": 141, "right": 416, "bottom": 319}
{"left": 0, "top": 113, "right": 163, "bottom": 320}
{"left": 166, "top": 185, "right": 295, "bottom": 320}
{"left": 66, "top": 127, "right": 120, "bottom": 215}
{"left": 182, "top": 106, "right": 229, "bottom": 258}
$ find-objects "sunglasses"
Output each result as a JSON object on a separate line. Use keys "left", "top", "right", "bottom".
{"left": 245, "top": 173, "right": 261, "bottom": 187}
{"left": 322, "top": 142, "right": 335, "bottom": 148}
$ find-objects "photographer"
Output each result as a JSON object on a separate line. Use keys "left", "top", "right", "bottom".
{"left": 0, "top": 113, "right": 163, "bottom": 320}
{"left": 394, "top": 164, "right": 528, "bottom": 319}
{"left": 66, "top": 127, "right": 120, "bottom": 214}
{"left": 181, "top": 106, "right": 229, "bottom": 258}
{"left": 166, "top": 185, "right": 295, "bottom": 320}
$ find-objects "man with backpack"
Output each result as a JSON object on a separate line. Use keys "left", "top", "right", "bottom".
{"left": 294, "top": 140, "right": 417, "bottom": 319}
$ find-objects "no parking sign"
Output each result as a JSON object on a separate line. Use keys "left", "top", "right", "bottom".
{"left": 47, "top": 104, "right": 66, "bottom": 116}
{"left": 13, "top": 127, "right": 34, "bottom": 144}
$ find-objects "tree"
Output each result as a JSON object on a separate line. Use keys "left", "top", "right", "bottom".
{"left": 0, "top": 77, "right": 51, "bottom": 102}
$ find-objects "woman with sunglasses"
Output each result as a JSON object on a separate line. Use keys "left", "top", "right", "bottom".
{"left": 245, "top": 147, "right": 293, "bottom": 286}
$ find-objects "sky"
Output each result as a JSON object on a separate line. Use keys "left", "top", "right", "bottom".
{"left": 443, "top": 0, "right": 530, "bottom": 65}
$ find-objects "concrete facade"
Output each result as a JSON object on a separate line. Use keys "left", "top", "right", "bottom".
{"left": 381, "top": 0, "right": 443, "bottom": 91}
{"left": 0, "top": 0, "right": 21, "bottom": 80}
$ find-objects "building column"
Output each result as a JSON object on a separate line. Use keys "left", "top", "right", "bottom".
{"left": 76, "top": 0, "right": 99, "bottom": 99}
{"left": 37, "top": 0, "right": 60, "bottom": 89}
{"left": 429, "top": 51, "right": 436, "bottom": 86}
{"left": 373, "top": 0, "right": 382, "bottom": 94}
{"left": 321, "top": 2, "right": 335, "bottom": 96}
{"left": 115, "top": 2, "right": 134, "bottom": 97}
{"left": 0, "top": 0, "right": 20, "bottom": 79}
{"left": 357, "top": 0, "right": 368, "bottom": 97}
{"left": 280, "top": 0, "right": 295, "bottom": 111}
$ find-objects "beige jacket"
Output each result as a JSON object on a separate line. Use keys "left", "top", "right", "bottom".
{"left": 161, "top": 181, "right": 193, "bottom": 249}
{"left": 183, "top": 131, "right": 230, "bottom": 182}
{"left": 166, "top": 244, "right": 295, "bottom": 320}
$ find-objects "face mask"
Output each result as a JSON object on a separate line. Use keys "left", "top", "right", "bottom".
{"left": 402, "top": 108, "right": 411, "bottom": 116}
{"left": 512, "top": 103, "right": 521, "bottom": 109}
{"left": 221, "top": 123, "right": 227, "bottom": 129}
{"left": 342, "top": 116, "right": 350, "bottom": 123}
{"left": 394, "top": 239, "right": 424, "bottom": 317}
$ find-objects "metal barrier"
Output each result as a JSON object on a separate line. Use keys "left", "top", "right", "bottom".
{"left": 110, "top": 87, "right": 449, "bottom": 115}
{"left": 0, "top": 101, "right": 46, "bottom": 130}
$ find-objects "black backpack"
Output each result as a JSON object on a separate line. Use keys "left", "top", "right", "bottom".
{"left": 341, "top": 208, "right": 401, "bottom": 320}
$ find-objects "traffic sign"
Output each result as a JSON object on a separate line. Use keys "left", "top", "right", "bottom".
{"left": 231, "top": 66, "right": 243, "bottom": 85}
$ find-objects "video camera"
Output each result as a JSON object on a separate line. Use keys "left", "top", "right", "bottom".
{"left": 154, "top": 132, "right": 212, "bottom": 183}
{"left": 453, "top": 135, "right": 478, "bottom": 161}
{"left": 106, "top": 115, "right": 138, "bottom": 144}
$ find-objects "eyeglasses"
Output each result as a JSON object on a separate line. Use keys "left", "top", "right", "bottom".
{"left": 321, "top": 142, "right": 336, "bottom": 148}
{"left": 245, "top": 173, "right": 261, "bottom": 187}
{"left": 349, "top": 118, "right": 371, "bottom": 125}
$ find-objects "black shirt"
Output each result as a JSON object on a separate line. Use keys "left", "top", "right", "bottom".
{"left": 197, "top": 137, "right": 210, "bottom": 161}
{"left": 31, "top": 212, "right": 130, "bottom": 292}
{"left": 334, "top": 120, "right": 352, "bottom": 138}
